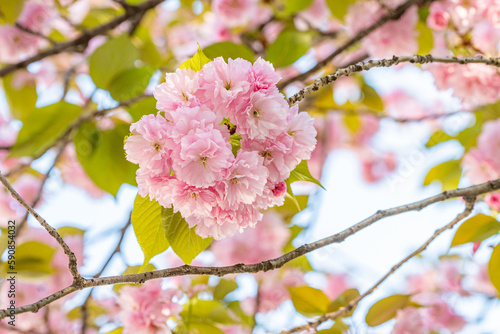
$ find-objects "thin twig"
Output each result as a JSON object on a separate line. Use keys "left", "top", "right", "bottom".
{"left": 278, "top": 0, "right": 434, "bottom": 89}
{"left": 0, "top": 179, "right": 498, "bottom": 319}
{"left": 280, "top": 198, "right": 476, "bottom": 333}
{"left": 0, "top": 172, "right": 83, "bottom": 284}
{"left": 288, "top": 55, "right": 500, "bottom": 105}
{"left": 14, "top": 23, "right": 57, "bottom": 44}
{"left": 0, "top": 0, "right": 166, "bottom": 78}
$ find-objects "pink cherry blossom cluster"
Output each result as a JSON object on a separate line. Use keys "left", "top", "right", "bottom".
{"left": 124, "top": 57, "right": 317, "bottom": 239}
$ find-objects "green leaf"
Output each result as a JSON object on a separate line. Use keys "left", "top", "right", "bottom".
{"left": 10, "top": 102, "right": 81, "bottom": 157}
{"left": 213, "top": 279, "right": 238, "bottom": 300}
{"left": 126, "top": 97, "right": 158, "bottom": 122}
{"left": 185, "top": 323, "right": 225, "bottom": 334}
{"left": 278, "top": 0, "right": 314, "bottom": 16}
{"left": 0, "top": 0, "right": 26, "bottom": 24}
{"left": 57, "top": 226, "right": 85, "bottom": 238}
{"left": 266, "top": 30, "right": 312, "bottom": 68}
{"left": 327, "top": 288, "right": 360, "bottom": 316}
{"left": 74, "top": 122, "right": 137, "bottom": 196}
{"left": 451, "top": 214, "right": 500, "bottom": 247}
{"left": 89, "top": 34, "right": 139, "bottom": 89}
{"left": 343, "top": 114, "right": 362, "bottom": 133}
{"left": 101, "top": 328, "right": 123, "bottom": 334}
{"left": 181, "top": 299, "right": 234, "bottom": 324}
{"left": 423, "top": 159, "right": 462, "bottom": 192}
{"left": 361, "top": 83, "right": 384, "bottom": 111}
{"left": 288, "top": 160, "right": 325, "bottom": 189}
{"left": 203, "top": 42, "right": 255, "bottom": 63}
{"left": 285, "top": 179, "right": 301, "bottom": 211}
{"left": 67, "top": 299, "right": 108, "bottom": 327}
{"left": 426, "top": 130, "right": 454, "bottom": 148}
{"left": 488, "top": 243, "right": 500, "bottom": 297}
{"left": 162, "top": 207, "right": 212, "bottom": 264}
{"left": 365, "top": 294, "right": 413, "bottom": 326}
{"left": 108, "top": 66, "right": 155, "bottom": 101}
{"left": 135, "top": 25, "right": 164, "bottom": 67}
{"left": 2, "top": 241, "right": 56, "bottom": 280}
{"left": 289, "top": 286, "right": 330, "bottom": 317}
{"left": 131, "top": 194, "right": 169, "bottom": 272}
{"left": 275, "top": 194, "right": 308, "bottom": 222}
{"left": 2, "top": 74, "right": 37, "bottom": 120}
{"left": 326, "top": 0, "right": 355, "bottom": 21}
{"left": 82, "top": 8, "right": 122, "bottom": 28}
{"left": 416, "top": 21, "right": 434, "bottom": 55}
{"left": 179, "top": 44, "right": 212, "bottom": 72}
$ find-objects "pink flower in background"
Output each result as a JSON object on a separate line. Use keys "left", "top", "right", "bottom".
{"left": 211, "top": 212, "right": 290, "bottom": 265}
{"left": 462, "top": 150, "right": 500, "bottom": 185}
{"left": 392, "top": 307, "right": 426, "bottom": 334}
{"left": 470, "top": 264, "right": 498, "bottom": 297}
{"left": 0, "top": 174, "right": 43, "bottom": 223}
{"left": 212, "top": 0, "right": 257, "bottom": 28}
{"left": 18, "top": 1, "right": 53, "bottom": 34}
{"left": 484, "top": 192, "right": 500, "bottom": 211}
{"left": 324, "top": 274, "right": 351, "bottom": 300}
{"left": 486, "top": 0, "right": 500, "bottom": 27}
{"left": 427, "top": 63, "right": 500, "bottom": 105}
{"left": 427, "top": 2, "right": 450, "bottom": 30}
{"left": 383, "top": 91, "right": 432, "bottom": 120}
{"left": 418, "top": 295, "right": 467, "bottom": 333}
{"left": 118, "top": 280, "right": 182, "bottom": 334}
{"left": 360, "top": 152, "right": 397, "bottom": 183}
{"left": 477, "top": 118, "right": 500, "bottom": 169}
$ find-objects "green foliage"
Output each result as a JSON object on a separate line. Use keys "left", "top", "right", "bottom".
{"left": 326, "top": 0, "right": 355, "bottom": 21}
{"left": 113, "top": 264, "right": 157, "bottom": 293}
{"left": 451, "top": 214, "right": 500, "bottom": 247}
{"left": 9, "top": 102, "right": 81, "bottom": 157}
{"left": 89, "top": 34, "right": 139, "bottom": 89}
{"left": 276, "top": 0, "right": 314, "bottom": 16}
{"left": 289, "top": 286, "right": 330, "bottom": 317}
{"left": 179, "top": 45, "right": 212, "bottom": 72}
{"left": 108, "top": 66, "right": 155, "bottom": 101}
{"left": 365, "top": 294, "right": 417, "bottom": 326}
{"left": 2, "top": 241, "right": 56, "bottom": 280}
{"left": 0, "top": 0, "right": 26, "bottom": 24}
{"left": 360, "top": 83, "right": 384, "bottom": 111}
{"left": 327, "top": 288, "right": 360, "bottom": 316}
{"left": 275, "top": 194, "right": 309, "bottom": 222}
{"left": 131, "top": 194, "right": 169, "bottom": 272}
{"left": 57, "top": 226, "right": 85, "bottom": 238}
{"left": 126, "top": 97, "right": 158, "bottom": 122}
{"left": 423, "top": 159, "right": 462, "bottom": 192}
{"left": 343, "top": 114, "right": 362, "bottom": 133}
{"left": 67, "top": 299, "right": 108, "bottom": 328}
{"left": 82, "top": 7, "right": 123, "bottom": 28}
{"left": 213, "top": 279, "right": 238, "bottom": 300}
{"left": 283, "top": 225, "right": 313, "bottom": 271}
{"left": 181, "top": 299, "right": 234, "bottom": 326}
{"left": 266, "top": 29, "right": 312, "bottom": 68}
{"left": 74, "top": 121, "right": 137, "bottom": 196}
{"left": 288, "top": 160, "right": 325, "bottom": 189}
{"left": 489, "top": 243, "right": 500, "bottom": 296}
{"left": 2, "top": 74, "right": 37, "bottom": 120}
{"left": 416, "top": 21, "right": 434, "bottom": 55}
{"left": 101, "top": 328, "right": 123, "bottom": 334}
{"left": 162, "top": 206, "right": 212, "bottom": 264}
{"left": 203, "top": 42, "right": 255, "bottom": 63}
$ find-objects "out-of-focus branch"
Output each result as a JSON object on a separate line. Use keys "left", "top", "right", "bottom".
{"left": 0, "top": 179, "right": 498, "bottom": 319}
{"left": 288, "top": 54, "right": 500, "bottom": 105}
{"left": 14, "top": 23, "right": 57, "bottom": 44}
{"left": 280, "top": 198, "right": 476, "bottom": 334}
{"left": 278, "top": 0, "right": 434, "bottom": 89}
{"left": 0, "top": 0, "right": 166, "bottom": 78}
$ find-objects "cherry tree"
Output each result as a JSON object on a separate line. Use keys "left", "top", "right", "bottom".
{"left": 0, "top": 0, "right": 499, "bottom": 333}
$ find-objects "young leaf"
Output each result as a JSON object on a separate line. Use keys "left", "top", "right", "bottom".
{"left": 450, "top": 214, "right": 500, "bottom": 248}
{"left": 213, "top": 279, "right": 238, "bottom": 300}
{"left": 89, "top": 34, "right": 139, "bottom": 89}
{"left": 203, "top": 42, "right": 255, "bottom": 62}
{"left": 488, "top": 243, "right": 500, "bottom": 296}
{"left": 131, "top": 194, "right": 169, "bottom": 272}
{"left": 2, "top": 74, "right": 37, "bottom": 120}
{"left": 288, "top": 160, "right": 325, "bottom": 189}
{"left": 178, "top": 44, "right": 212, "bottom": 72}
{"left": 326, "top": 0, "right": 355, "bottom": 21}
{"left": 327, "top": 289, "right": 360, "bottom": 317}
{"left": 423, "top": 159, "right": 462, "bottom": 192}
{"left": 2, "top": 241, "right": 56, "bottom": 280}
{"left": 108, "top": 66, "right": 155, "bottom": 101}
{"left": 365, "top": 294, "right": 413, "bottom": 326}
{"left": 289, "top": 286, "right": 330, "bottom": 317}
{"left": 0, "top": 0, "right": 26, "bottom": 24}
{"left": 162, "top": 207, "right": 213, "bottom": 264}
{"left": 9, "top": 102, "right": 81, "bottom": 157}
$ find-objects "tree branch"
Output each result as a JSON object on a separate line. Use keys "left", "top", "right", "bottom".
{"left": 0, "top": 0, "right": 166, "bottom": 78}
{"left": 281, "top": 197, "right": 476, "bottom": 333}
{"left": 0, "top": 172, "right": 83, "bottom": 284}
{"left": 288, "top": 54, "right": 500, "bottom": 105}
{"left": 278, "top": 0, "right": 434, "bottom": 89}
{"left": 0, "top": 179, "right": 498, "bottom": 319}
